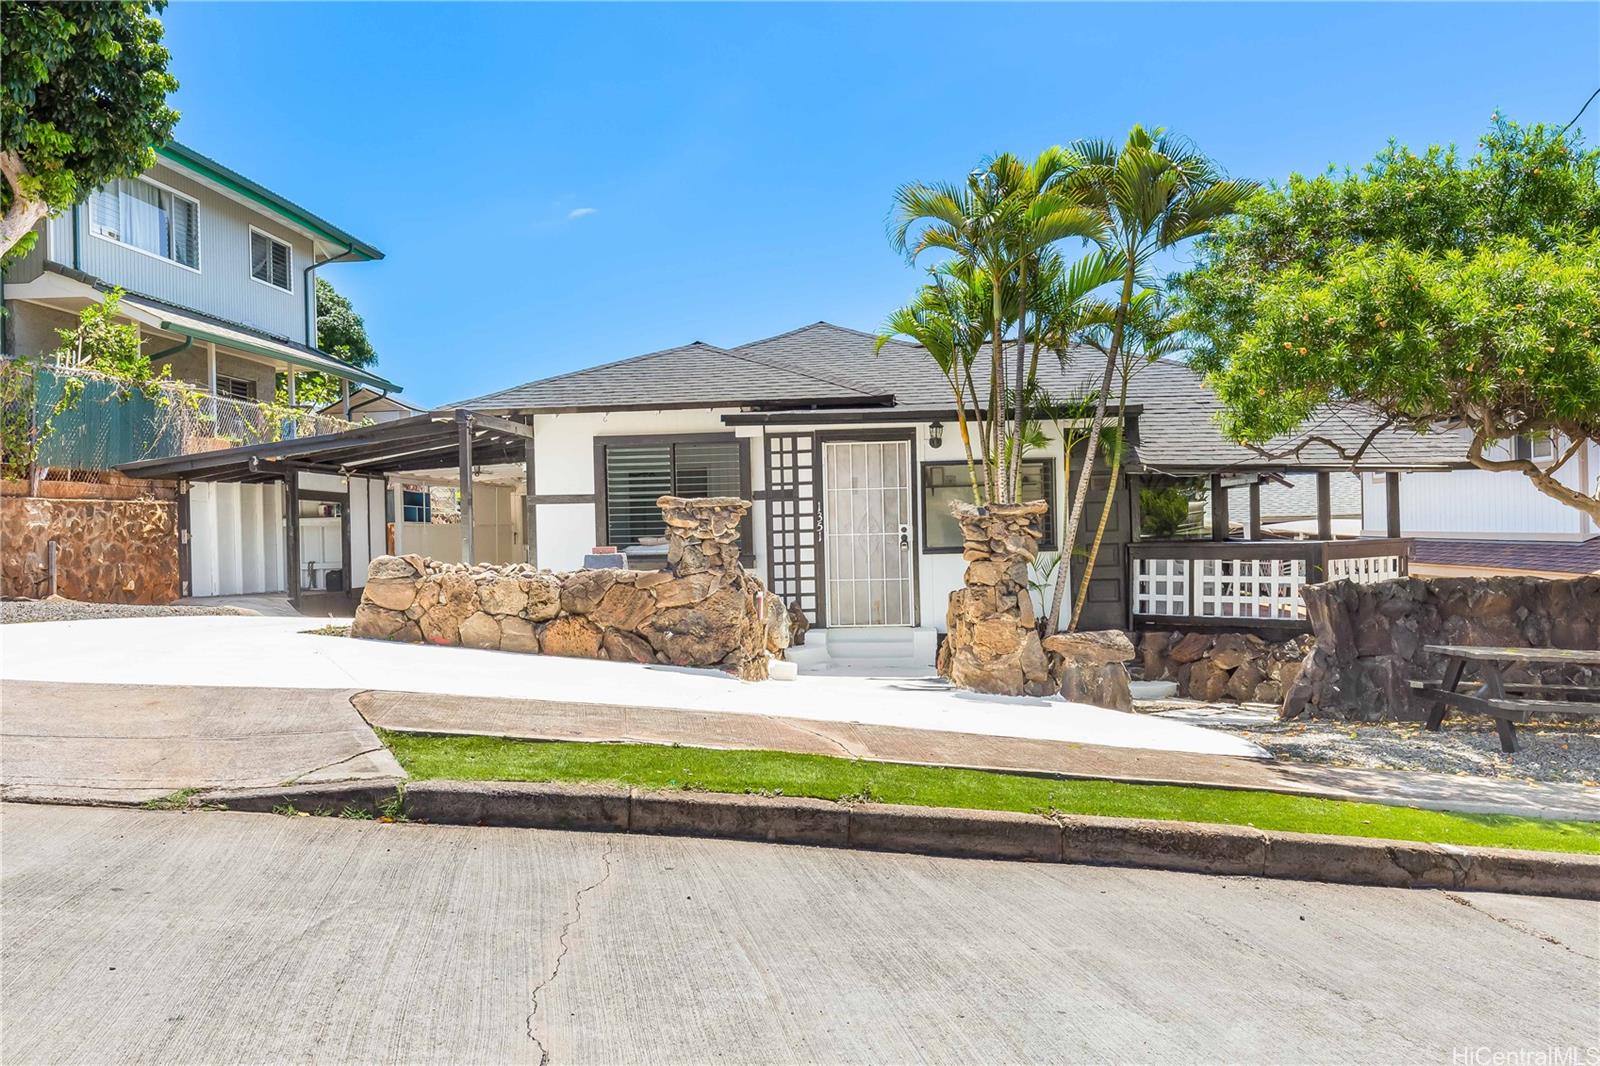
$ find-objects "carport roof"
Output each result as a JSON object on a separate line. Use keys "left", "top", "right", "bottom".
{"left": 119, "top": 410, "right": 530, "bottom": 484}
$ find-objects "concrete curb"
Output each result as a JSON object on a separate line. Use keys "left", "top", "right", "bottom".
{"left": 189, "top": 780, "right": 1600, "bottom": 901}
{"left": 195, "top": 780, "right": 403, "bottom": 815}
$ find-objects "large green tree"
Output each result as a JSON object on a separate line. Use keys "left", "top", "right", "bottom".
{"left": 281, "top": 277, "right": 381, "bottom": 410}
{"left": 1, "top": 1, "right": 179, "bottom": 261}
{"left": 1178, "top": 117, "right": 1600, "bottom": 520}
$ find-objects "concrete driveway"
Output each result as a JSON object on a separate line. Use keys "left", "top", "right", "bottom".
{"left": 3, "top": 804, "right": 1595, "bottom": 1065}
{"left": 1, "top": 616, "right": 1266, "bottom": 758}
{"left": 0, "top": 681, "right": 400, "bottom": 804}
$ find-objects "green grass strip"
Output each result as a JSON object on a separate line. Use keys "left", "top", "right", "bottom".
{"left": 381, "top": 731, "right": 1600, "bottom": 855}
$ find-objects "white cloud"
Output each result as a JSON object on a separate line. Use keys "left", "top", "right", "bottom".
{"left": 568, "top": 207, "right": 597, "bottom": 219}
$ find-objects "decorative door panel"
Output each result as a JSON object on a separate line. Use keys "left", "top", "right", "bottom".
{"left": 822, "top": 440, "right": 914, "bottom": 627}
{"left": 764, "top": 433, "right": 820, "bottom": 624}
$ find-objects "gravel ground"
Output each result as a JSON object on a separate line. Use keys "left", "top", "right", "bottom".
{"left": 1147, "top": 700, "right": 1600, "bottom": 785}
{"left": 0, "top": 598, "right": 256, "bottom": 625}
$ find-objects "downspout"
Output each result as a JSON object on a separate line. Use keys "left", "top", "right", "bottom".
{"left": 147, "top": 335, "right": 194, "bottom": 362}
{"left": 298, "top": 242, "right": 363, "bottom": 416}
{"left": 347, "top": 389, "right": 392, "bottom": 417}
{"left": 296, "top": 240, "right": 364, "bottom": 435}
{"left": 302, "top": 243, "right": 361, "bottom": 348}
{"left": 71, "top": 204, "right": 81, "bottom": 270}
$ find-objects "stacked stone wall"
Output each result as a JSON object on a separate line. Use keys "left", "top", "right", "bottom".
{"left": 1286, "top": 575, "right": 1600, "bottom": 721}
{"left": 1137, "top": 631, "right": 1315, "bottom": 705}
{"left": 0, "top": 493, "right": 179, "bottom": 603}
{"left": 352, "top": 496, "right": 787, "bottom": 680}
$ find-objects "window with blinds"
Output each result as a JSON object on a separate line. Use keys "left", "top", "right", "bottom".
{"left": 214, "top": 374, "right": 257, "bottom": 402}
{"left": 250, "top": 229, "right": 292, "bottom": 290}
{"left": 88, "top": 178, "right": 199, "bottom": 269}
{"left": 601, "top": 439, "right": 744, "bottom": 549}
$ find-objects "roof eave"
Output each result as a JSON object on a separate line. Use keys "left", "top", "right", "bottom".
{"left": 156, "top": 142, "right": 384, "bottom": 262}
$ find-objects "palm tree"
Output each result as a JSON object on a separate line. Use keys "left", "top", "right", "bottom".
{"left": 1043, "top": 125, "right": 1257, "bottom": 635}
{"left": 1068, "top": 290, "right": 1184, "bottom": 631}
{"left": 1030, "top": 250, "right": 1123, "bottom": 630}
{"left": 877, "top": 264, "right": 992, "bottom": 503}
{"left": 890, "top": 151, "right": 1104, "bottom": 502}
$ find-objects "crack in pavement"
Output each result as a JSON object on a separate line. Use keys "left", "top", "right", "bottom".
{"left": 527, "top": 847, "right": 618, "bottom": 1065}
{"left": 1441, "top": 892, "right": 1599, "bottom": 962}
{"left": 770, "top": 716, "right": 859, "bottom": 758}
{"left": 279, "top": 744, "right": 392, "bottom": 787}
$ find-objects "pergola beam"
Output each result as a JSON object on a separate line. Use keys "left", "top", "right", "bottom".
{"left": 1316, "top": 472, "right": 1333, "bottom": 540}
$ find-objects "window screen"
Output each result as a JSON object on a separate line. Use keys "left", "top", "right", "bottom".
{"left": 251, "top": 230, "right": 292, "bottom": 290}
{"left": 602, "top": 439, "right": 744, "bottom": 549}
{"left": 89, "top": 178, "right": 199, "bottom": 268}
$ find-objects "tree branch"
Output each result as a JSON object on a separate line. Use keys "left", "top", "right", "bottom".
{"left": 1467, "top": 428, "right": 1600, "bottom": 522}
{"left": 0, "top": 151, "right": 52, "bottom": 258}
{"left": 1242, "top": 413, "right": 1396, "bottom": 469}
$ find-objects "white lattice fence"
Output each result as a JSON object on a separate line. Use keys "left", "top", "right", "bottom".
{"left": 1195, "top": 557, "right": 1308, "bottom": 621}
{"left": 1133, "top": 557, "right": 1189, "bottom": 617}
{"left": 1326, "top": 554, "right": 1404, "bottom": 585}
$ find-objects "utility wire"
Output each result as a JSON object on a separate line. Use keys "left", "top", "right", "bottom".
{"left": 1558, "top": 86, "right": 1600, "bottom": 137}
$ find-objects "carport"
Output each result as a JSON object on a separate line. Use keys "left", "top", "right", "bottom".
{"left": 121, "top": 409, "right": 534, "bottom": 607}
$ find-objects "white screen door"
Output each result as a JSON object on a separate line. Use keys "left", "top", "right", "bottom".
{"left": 822, "top": 440, "right": 914, "bottom": 626}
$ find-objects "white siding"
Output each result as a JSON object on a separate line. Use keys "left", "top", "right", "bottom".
{"left": 73, "top": 162, "right": 315, "bottom": 344}
{"left": 529, "top": 408, "right": 1077, "bottom": 633}
{"left": 187, "top": 482, "right": 286, "bottom": 597}
{"left": 1362, "top": 442, "right": 1597, "bottom": 540}
{"left": 394, "top": 483, "right": 519, "bottom": 565}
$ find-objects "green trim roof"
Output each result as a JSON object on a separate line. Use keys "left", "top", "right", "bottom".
{"left": 156, "top": 142, "right": 384, "bottom": 262}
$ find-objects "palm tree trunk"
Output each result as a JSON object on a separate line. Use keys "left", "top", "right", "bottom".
{"left": 1045, "top": 266, "right": 1133, "bottom": 636}
{"left": 949, "top": 366, "right": 982, "bottom": 505}
{"left": 964, "top": 361, "right": 991, "bottom": 503}
{"left": 991, "top": 280, "right": 1008, "bottom": 503}
{"left": 1044, "top": 433, "right": 1074, "bottom": 632}
{"left": 1070, "top": 425, "right": 1124, "bottom": 632}
{"left": 1011, "top": 261, "right": 1029, "bottom": 501}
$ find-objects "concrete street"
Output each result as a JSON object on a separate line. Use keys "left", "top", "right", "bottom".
{"left": 4, "top": 803, "right": 1596, "bottom": 1065}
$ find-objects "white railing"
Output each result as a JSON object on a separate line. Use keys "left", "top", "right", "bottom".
{"left": 1131, "top": 539, "right": 1412, "bottom": 627}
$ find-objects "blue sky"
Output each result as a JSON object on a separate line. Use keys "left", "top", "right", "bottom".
{"left": 159, "top": 2, "right": 1599, "bottom": 407}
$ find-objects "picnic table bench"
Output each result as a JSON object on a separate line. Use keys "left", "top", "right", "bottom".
{"left": 1412, "top": 644, "right": 1600, "bottom": 753}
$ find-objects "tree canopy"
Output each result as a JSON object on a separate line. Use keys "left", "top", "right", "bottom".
{"left": 315, "top": 276, "right": 377, "bottom": 368}
{"left": 1, "top": 1, "right": 180, "bottom": 261}
{"left": 1177, "top": 117, "right": 1600, "bottom": 519}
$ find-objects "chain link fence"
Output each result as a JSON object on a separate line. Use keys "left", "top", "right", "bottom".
{"left": 2, "top": 358, "right": 356, "bottom": 483}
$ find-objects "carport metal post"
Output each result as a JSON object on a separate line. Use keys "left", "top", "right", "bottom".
{"left": 285, "top": 466, "right": 302, "bottom": 609}
{"left": 457, "top": 410, "right": 475, "bottom": 565}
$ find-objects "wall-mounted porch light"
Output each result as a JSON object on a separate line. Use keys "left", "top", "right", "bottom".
{"left": 927, "top": 420, "right": 944, "bottom": 449}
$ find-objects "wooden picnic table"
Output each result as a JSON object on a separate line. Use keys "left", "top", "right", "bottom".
{"left": 1416, "top": 644, "right": 1600, "bottom": 753}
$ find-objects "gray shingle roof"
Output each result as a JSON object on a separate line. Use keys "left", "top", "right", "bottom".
{"left": 460, "top": 338, "right": 890, "bottom": 412}
{"left": 460, "top": 321, "right": 1470, "bottom": 471}
{"left": 1413, "top": 538, "right": 1600, "bottom": 575}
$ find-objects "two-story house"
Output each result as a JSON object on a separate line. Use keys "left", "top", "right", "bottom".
{"left": 2, "top": 140, "right": 398, "bottom": 411}
{"left": 1, "top": 141, "right": 402, "bottom": 603}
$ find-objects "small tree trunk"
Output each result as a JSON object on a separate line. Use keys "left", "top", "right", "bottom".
{"left": 1045, "top": 268, "right": 1133, "bottom": 636}
{"left": 1012, "top": 263, "right": 1029, "bottom": 500}
{"left": 991, "top": 281, "right": 1010, "bottom": 503}
{"left": 1070, "top": 429, "right": 1124, "bottom": 632}
{"left": 1044, "top": 434, "right": 1075, "bottom": 632}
